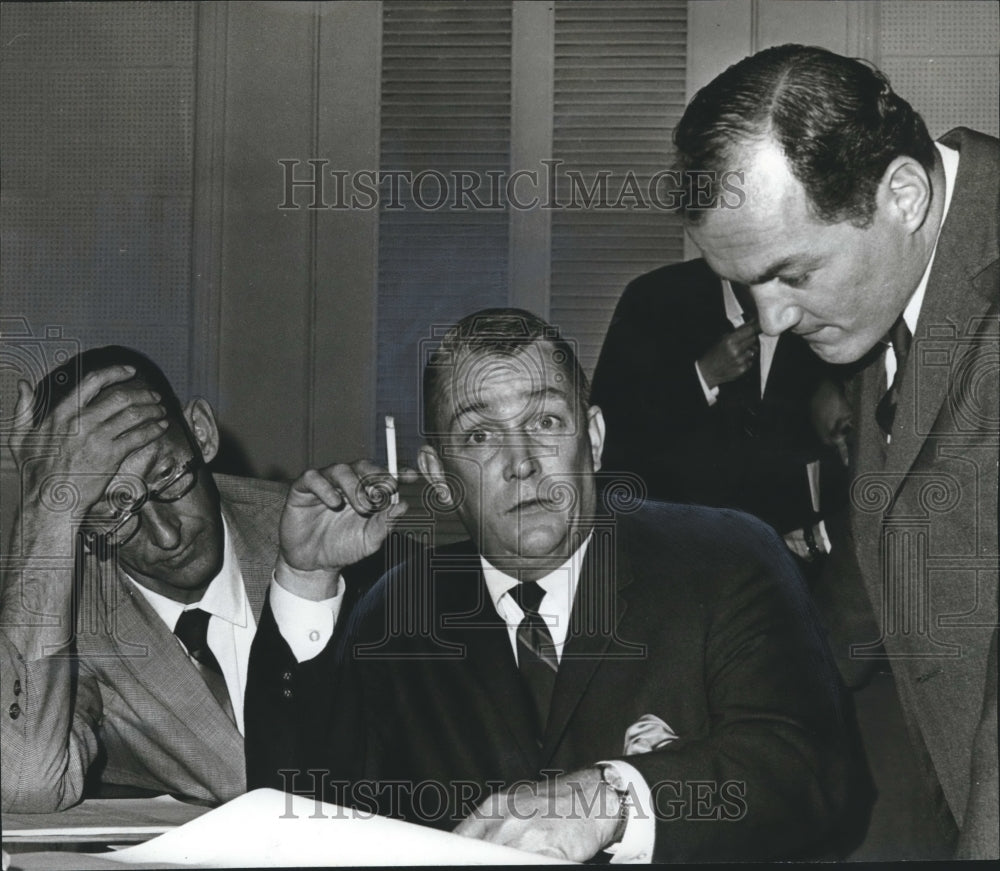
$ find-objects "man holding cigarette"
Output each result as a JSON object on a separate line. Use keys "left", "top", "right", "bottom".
{"left": 246, "top": 308, "right": 857, "bottom": 862}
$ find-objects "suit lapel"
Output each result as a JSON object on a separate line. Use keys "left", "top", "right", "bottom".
{"left": 846, "top": 352, "right": 890, "bottom": 588}
{"left": 222, "top": 501, "right": 271, "bottom": 621}
{"left": 96, "top": 561, "right": 243, "bottom": 753}
{"left": 439, "top": 552, "right": 541, "bottom": 770}
{"left": 886, "top": 268, "right": 991, "bottom": 483}
{"left": 761, "top": 333, "right": 802, "bottom": 402}
{"left": 540, "top": 522, "right": 641, "bottom": 762}
{"left": 849, "top": 129, "right": 999, "bottom": 581}
{"left": 884, "top": 132, "right": 998, "bottom": 483}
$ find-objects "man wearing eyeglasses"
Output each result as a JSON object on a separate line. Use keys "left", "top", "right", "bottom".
{"left": 0, "top": 345, "right": 317, "bottom": 811}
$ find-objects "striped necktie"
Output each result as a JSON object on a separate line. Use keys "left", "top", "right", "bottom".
{"left": 876, "top": 316, "right": 912, "bottom": 438}
{"left": 510, "top": 582, "right": 558, "bottom": 737}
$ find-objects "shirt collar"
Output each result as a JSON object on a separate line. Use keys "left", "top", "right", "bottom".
{"left": 902, "top": 141, "right": 959, "bottom": 335}
{"left": 481, "top": 534, "right": 592, "bottom": 625}
{"left": 721, "top": 277, "right": 776, "bottom": 394}
{"left": 127, "top": 516, "right": 248, "bottom": 631}
{"left": 721, "top": 279, "right": 745, "bottom": 327}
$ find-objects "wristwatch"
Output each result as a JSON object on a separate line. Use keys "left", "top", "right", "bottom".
{"left": 598, "top": 763, "right": 631, "bottom": 846}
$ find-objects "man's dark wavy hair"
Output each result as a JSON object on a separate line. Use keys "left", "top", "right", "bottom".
{"left": 421, "top": 308, "right": 590, "bottom": 442}
{"left": 674, "top": 44, "right": 936, "bottom": 227}
{"left": 31, "top": 345, "right": 186, "bottom": 430}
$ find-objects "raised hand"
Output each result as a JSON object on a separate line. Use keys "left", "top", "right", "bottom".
{"left": 275, "top": 459, "right": 415, "bottom": 600}
{"left": 2, "top": 365, "right": 167, "bottom": 657}
{"left": 9, "top": 365, "right": 168, "bottom": 530}
{"left": 697, "top": 320, "right": 760, "bottom": 389}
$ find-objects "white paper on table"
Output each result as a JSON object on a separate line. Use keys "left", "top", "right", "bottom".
{"left": 111, "top": 788, "right": 574, "bottom": 867}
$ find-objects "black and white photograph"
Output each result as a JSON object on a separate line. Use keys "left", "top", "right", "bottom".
{"left": 1, "top": 0, "right": 997, "bottom": 866}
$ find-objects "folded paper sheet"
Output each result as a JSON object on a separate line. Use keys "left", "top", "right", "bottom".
{"left": 111, "top": 789, "right": 571, "bottom": 867}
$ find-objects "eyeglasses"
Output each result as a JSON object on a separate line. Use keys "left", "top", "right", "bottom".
{"left": 89, "top": 453, "right": 203, "bottom": 546}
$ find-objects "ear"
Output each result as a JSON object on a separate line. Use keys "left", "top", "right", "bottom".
{"left": 879, "top": 155, "right": 933, "bottom": 234}
{"left": 586, "top": 405, "right": 606, "bottom": 472}
{"left": 417, "top": 443, "right": 454, "bottom": 507}
{"left": 183, "top": 398, "right": 220, "bottom": 464}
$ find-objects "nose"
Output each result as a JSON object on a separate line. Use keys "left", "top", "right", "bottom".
{"left": 501, "top": 433, "right": 541, "bottom": 482}
{"left": 141, "top": 502, "right": 184, "bottom": 551}
{"left": 751, "top": 283, "right": 802, "bottom": 336}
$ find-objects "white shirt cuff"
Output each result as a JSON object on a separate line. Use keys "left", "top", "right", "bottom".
{"left": 599, "top": 759, "right": 655, "bottom": 863}
{"left": 817, "top": 519, "right": 832, "bottom": 554}
{"left": 269, "top": 572, "right": 345, "bottom": 663}
{"left": 694, "top": 361, "right": 719, "bottom": 407}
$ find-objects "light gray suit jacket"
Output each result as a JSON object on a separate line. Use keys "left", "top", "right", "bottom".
{"left": 845, "top": 128, "right": 998, "bottom": 858}
{"left": 1, "top": 474, "right": 285, "bottom": 812}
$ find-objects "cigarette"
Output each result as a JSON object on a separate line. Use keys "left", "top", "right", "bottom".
{"left": 385, "top": 415, "right": 398, "bottom": 505}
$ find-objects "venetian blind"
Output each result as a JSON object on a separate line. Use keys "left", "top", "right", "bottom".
{"left": 550, "top": 0, "right": 688, "bottom": 377}
{"left": 377, "top": 0, "right": 512, "bottom": 462}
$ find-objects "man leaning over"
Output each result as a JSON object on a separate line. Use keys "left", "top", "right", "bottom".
{"left": 674, "top": 44, "right": 998, "bottom": 858}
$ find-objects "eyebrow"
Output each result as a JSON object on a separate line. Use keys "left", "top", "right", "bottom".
{"left": 114, "top": 440, "right": 181, "bottom": 493}
{"left": 740, "top": 256, "right": 797, "bottom": 286}
{"left": 741, "top": 254, "right": 822, "bottom": 287}
{"left": 449, "top": 385, "right": 572, "bottom": 428}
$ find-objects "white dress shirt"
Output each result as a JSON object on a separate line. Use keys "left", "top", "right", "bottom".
{"left": 128, "top": 517, "right": 254, "bottom": 734}
{"left": 275, "top": 540, "right": 657, "bottom": 862}
{"left": 131, "top": 518, "right": 349, "bottom": 736}
{"left": 270, "top": 573, "right": 346, "bottom": 662}
{"left": 885, "top": 142, "right": 959, "bottom": 395}
{"left": 481, "top": 538, "right": 656, "bottom": 864}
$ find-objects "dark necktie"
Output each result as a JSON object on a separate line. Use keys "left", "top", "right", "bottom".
{"left": 510, "top": 582, "right": 558, "bottom": 737}
{"left": 174, "top": 608, "right": 235, "bottom": 723}
{"left": 875, "top": 316, "right": 912, "bottom": 438}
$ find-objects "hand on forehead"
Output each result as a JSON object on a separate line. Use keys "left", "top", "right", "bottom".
{"left": 87, "top": 376, "right": 188, "bottom": 476}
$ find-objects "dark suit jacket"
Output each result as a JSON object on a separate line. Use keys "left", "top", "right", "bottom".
{"left": 1, "top": 474, "right": 285, "bottom": 812}
{"left": 591, "top": 259, "right": 841, "bottom": 534}
{"left": 246, "top": 501, "right": 855, "bottom": 862}
{"left": 841, "top": 128, "right": 998, "bottom": 858}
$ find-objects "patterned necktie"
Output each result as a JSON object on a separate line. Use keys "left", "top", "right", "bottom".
{"left": 510, "top": 582, "right": 558, "bottom": 737}
{"left": 174, "top": 608, "right": 235, "bottom": 724}
{"left": 875, "top": 316, "right": 913, "bottom": 438}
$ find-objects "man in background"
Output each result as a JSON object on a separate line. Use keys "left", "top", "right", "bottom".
{"left": 0, "top": 346, "right": 341, "bottom": 810}
{"left": 247, "top": 308, "right": 856, "bottom": 862}
{"left": 674, "top": 44, "right": 998, "bottom": 858}
{"left": 591, "top": 257, "right": 848, "bottom": 576}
